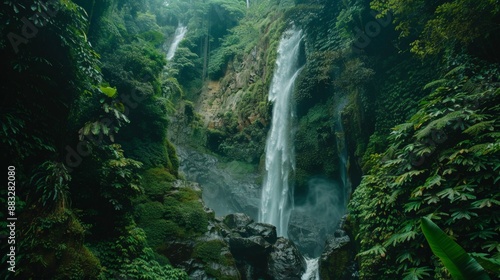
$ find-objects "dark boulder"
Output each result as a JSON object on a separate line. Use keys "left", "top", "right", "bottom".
{"left": 223, "top": 213, "right": 254, "bottom": 229}
{"left": 220, "top": 213, "right": 306, "bottom": 280}
{"left": 267, "top": 237, "right": 306, "bottom": 280}
{"left": 229, "top": 235, "right": 273, "bottom": 257}
{"left": 247, "top": 222, "right": 277, "bottom": 244}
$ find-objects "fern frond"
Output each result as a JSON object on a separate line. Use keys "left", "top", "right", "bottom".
{"left": 424, "top": 79, "right": 448, "bottom": 90}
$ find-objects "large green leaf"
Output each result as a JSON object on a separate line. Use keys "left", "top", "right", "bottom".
{"left": 470, "top": 253, "right": 500, "bottom": 274}
{"left": 100, "top": 86, "right": 118, "bottom": 98}
{"left": 421, "top": 217, "right": 490, "bottom": 280}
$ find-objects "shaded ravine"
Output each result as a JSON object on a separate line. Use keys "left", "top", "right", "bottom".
{"left": 173, "top": 29, "right": 352, "bottom": 280}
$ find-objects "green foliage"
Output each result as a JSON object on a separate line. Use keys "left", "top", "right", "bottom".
{"left": 135, "top": 167, "right": 208, "bottom": 249}
{"left": 169, "top": 46, "right": 200, "bottom": 84}
{"left": 295, "top": 103, "right": 338, "bottom": 193}
{"left": 370, "top": 0, "right": 500, "bottom": 57}
{"left": 100, "top": 86, "right": 118, "bottom": 98}
{"left": 141, "top": 167, "right": 176, "bottom": 200}
{"left": 163, "top": 194, "right": 209, "bottom": 237}
{"left": 421, "top": 217, "right": 491, "bottom": 280}
{"left": 193, "top": 239, "right": 237, "bottom": 279}
{"left": 1, "top": 0, "right": 102, "bottom": 162}
{"left": 31, "top": 161, "right": 71, "bottom": 210}
{"left": 98, "top": 144, "right": 143, "bottom": 211}
{"left": 92, "top": 226, "right": 188, "bottom": 279}
{"left": 194, "top": 240, "right": 227, "bottom": 263}
{"left": 3, "top": 0, "right": 189, "bottom": 279}
{"left": 15, "top": 210, "right": 102, "bottom": 279}
{"left": 350, "top": 61, "right": 500, "bottom": 279}
{"left": 207, "top": 22, "right": 260, "bottom": 79}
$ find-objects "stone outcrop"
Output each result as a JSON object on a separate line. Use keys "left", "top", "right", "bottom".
{"left": 176, "top": 147, "right": 261, "bottom": 219}
{"left": 221, "top": 213, "right": 306, "bottom": 280}
{"left": 319, "top": 215, "right": 358, "bottom": 280}
{"left": 162, "top": 211, "right": 306, "bottom": 280}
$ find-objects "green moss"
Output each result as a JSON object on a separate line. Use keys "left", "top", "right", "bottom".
{"left": 142, "top": 219, "right": 172, "bottom": 248}
{"left": 193, "top": 240, "right": 236, "bottom": 280}
{"left": 56, "top": 246, "right": 102, "bottom": 280}
{"left": 165, "top": 139, "right": 180, "bottom": 176}
{"left": 18, "top": 210, "right": 102, "bottom": 279}
{"left": 134, "top": 201, "right": 165, "bottom": 224}
{"left": 141, "top": 167, "right": 175, "bottom": 199}
{"left": 319, "top": 249, "right": 350, "bottom": 280}
{"left": 294, "top": 103, "right": 338, "bottom": 193}
{"left": 193, "top": 240, "right": 226, "bottom": 263}
{"left": 134, "top": 184, "right": 208, "bottom": 245}
{"left": 163, "top": 197, "right": 209, "bottom": 236}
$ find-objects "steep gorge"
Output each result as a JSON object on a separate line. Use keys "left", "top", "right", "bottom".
{"left": 2, "top": 0, "right": 499, "bottom": 279}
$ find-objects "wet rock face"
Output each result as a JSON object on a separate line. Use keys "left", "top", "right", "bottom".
{"left": 247, "top": 222, "right": 278, "bottom": 244}
{"left": 267, "top": 238, "right": 307, "bottom": 280}
{"left": 223, "top": 213, "right": 254, "bottom": 229}
{"left": 319, "top": 216, "right": 358, "bottom": 280}
{"left": 220, "top": 213, "right": 306, "bottom": 280}
{"left": 162, "top": 212, "right": 306, "bottom": 280}
{"left": 288, "top": 210, "right": 331, "bottom": 257}
{"left": 176, "top": 147, "right": 261, "bottom": 219}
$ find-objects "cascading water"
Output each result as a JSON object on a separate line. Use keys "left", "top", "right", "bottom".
{"left": 246, "top": 0, "right": 249, "bottom": 8}
{"left": 302, "top": 257, "right": 320, "bottom": 280}
{"left": 166, "top": 24, "right": 187, "bottom": 61}
{"left": 259, "top": 29, "right": 303, "bottom": 238}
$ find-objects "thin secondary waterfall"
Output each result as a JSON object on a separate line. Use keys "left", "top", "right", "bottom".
{"left": 301, "top": 98, "right": 351, "bottom": 280}
{"left": 166, "top": 24, "right": 187, "bottom": 61}
{"left": 259, "top": 29, "right": 303, "bottom": 238}
{"left": 246, "top": 0, "right": 249, "bottom": 8}
{"left": 335, "top": 98, "right": 351, "bottom": 208}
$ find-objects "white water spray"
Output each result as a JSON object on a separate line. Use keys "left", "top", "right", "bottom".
{"left": 166, "top": 24, "right": 187, "bottom": 61}
{"left": 259, "top": 29, "right": 303, "bottom": 238}
{"left": 302, "top": 257, "right": 320, "bottom": 280}
{"left": 246, "top": 0, "right": 249, "bottom": 8}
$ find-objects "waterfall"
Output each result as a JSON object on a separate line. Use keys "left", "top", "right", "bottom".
{"left": 259, "top": 29, "right": 303, "bottom": 237}
{"left": 335, "top": 98, "right": 351, "bottom": 208}
{"left": 246, "top": 0, "right": 249, "bottom": 8}
{"left": 166, "top": 24, "right": 187, "bottom": 61}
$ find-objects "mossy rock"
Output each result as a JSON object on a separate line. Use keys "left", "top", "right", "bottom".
{"left": 56, "top": 245, "right": 102, "bottom": 280}
{"left": 141, "top": 167, "right": 175, "bottom": 200}
{"left": 193, "top": 240, "right": 238, "bottom": 280}
{"left": 161, "top": 191, "right": 208, "bottom": 238}
{"left": 18, "top": 210, "right": 102, "bottom": 279}
{"left": 134, "top": 201, "right": 165, "bottom": 224}
{"left": 142, "top": 219, "right": 174, "bottom": 248}
{"left": 165, "top": 139, "right": 180, "bottom": 176}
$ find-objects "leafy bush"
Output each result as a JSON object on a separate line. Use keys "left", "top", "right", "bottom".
{"left": 15, "top": 210, "right": 102, "bottom": 279}
{"left": 91, "top": 226, "right": 188, "bottom": 279}
{"left": 141, "top": 167, "right": 176, "bottom": 200}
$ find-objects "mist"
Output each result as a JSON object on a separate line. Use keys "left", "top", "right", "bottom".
{"left": 289, "top": 177, "right": 347, "bottom": 257}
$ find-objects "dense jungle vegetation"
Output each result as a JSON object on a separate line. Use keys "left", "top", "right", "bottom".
{"left": 0, "top": 0, "right": 499, "bottom": 279}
